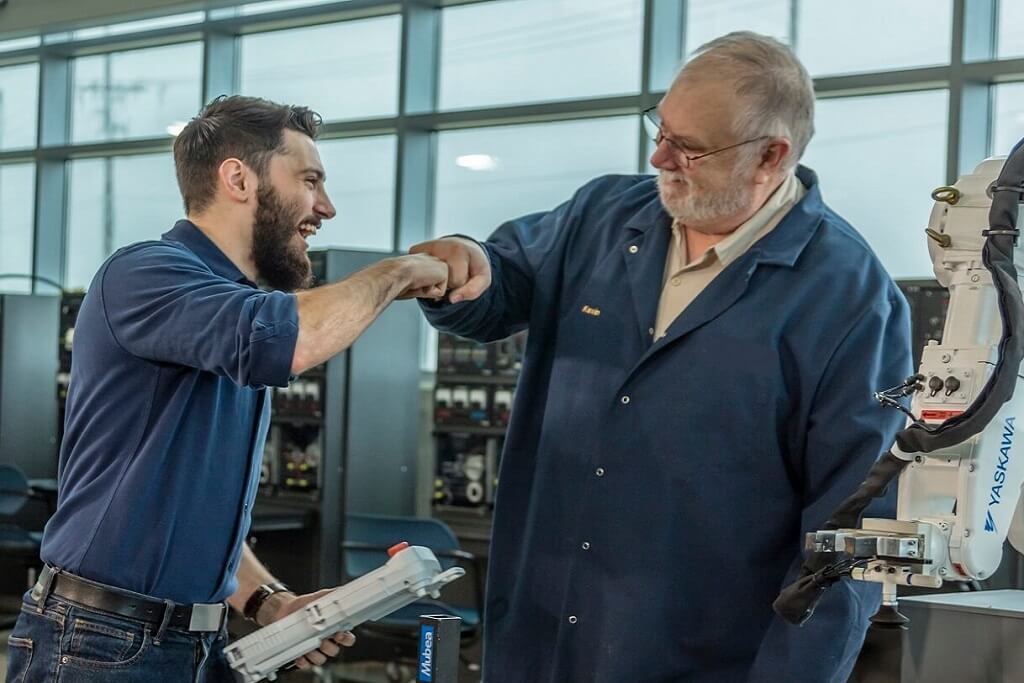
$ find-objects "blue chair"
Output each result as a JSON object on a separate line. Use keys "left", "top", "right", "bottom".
{"left": 0, "top": 465, "right": 46, "bottom": 630}
{"left": 340, "top": 513, "right": 484, "bottom": 681}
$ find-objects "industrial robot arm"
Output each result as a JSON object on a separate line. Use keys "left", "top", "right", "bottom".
{"left": 775, "top": 139, "right": 1024, "bottom": 626}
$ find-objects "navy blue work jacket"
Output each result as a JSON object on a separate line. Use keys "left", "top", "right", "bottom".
{"left": 41, "top": 221, "right": 298, "bottom": 604}
{"left": 422, "top": 168, "right": 912, "bottom": 683}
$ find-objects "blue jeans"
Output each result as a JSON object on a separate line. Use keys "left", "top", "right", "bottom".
{"left": 5, "top": 593, "right": 236, "bottom": 682}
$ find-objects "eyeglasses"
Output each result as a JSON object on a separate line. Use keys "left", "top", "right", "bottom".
{"left": 642, "top": 106, "right": 769, "bottom": 168}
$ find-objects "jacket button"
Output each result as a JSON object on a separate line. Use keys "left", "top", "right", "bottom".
{"left": 648, "top": 327, "right": 654, "bottom": 335}
{"left": 671, "top": 276, "right": 681, "bottom": 286}
{"left": 568, "top": 615, "right": 578, "bottom": 624}
{"left": 582, "top": 542, "right": 591, "bottom": 550}
{"left": 628, "top": 245, "right": 639, "bottom": 254}
{"left": 620, "top": 395, "right": 630, "bottom": 405}
{"left": 595, "top": 467, "right": 605, "bottom": 477}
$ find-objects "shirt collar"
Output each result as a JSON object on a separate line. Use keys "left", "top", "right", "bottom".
{"left": 162, "top": 220, "right": 255, "bottom": 286}
{"left": 700, "top": 171, "right": 806, "bottom": 268}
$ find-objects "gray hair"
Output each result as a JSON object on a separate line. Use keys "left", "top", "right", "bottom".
{"left": 678, "top": 31, "right": 814, "bottom": 170}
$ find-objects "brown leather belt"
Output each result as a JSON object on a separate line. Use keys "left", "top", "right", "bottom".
{"left": 30, "top": 565, "right": 226, "bottom": 632}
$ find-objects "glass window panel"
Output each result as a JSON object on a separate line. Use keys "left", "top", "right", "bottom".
{"left": 66, "top": 154, "right": 182, "bottom": 290}
{"left": 797, "top": 0, "right": 952, "bottom": 76}
{"left": 439, "top": 0, "right": 644, "bottom": 111}
{"left": 241, "top": 0, "right": 348, "bottom": 15}
{"left": 71, "top": 43, "right": 202, "bottom": 144}
{"left": 0, "top": 36, "right": 41, "bottom": 53}
{"left": 684, "top": 0, "right": 790, "bottom": 56}
{"left": 434, "top": 116, "right": 639, "bottom": 241}
{"left": 239, "top": 17, "right": 400, "bottom": 121}
{"left": 311, "top": 135, "right": 396, "bottom": 251}
{"left": 71, "top": 12, "right": 205, "bottom": 41}
{"left": 428, "top": 115, "right": 638, "bottom": 369}
{"left": 0, "top": 63, "right": 39, "bottom": 150}
{"left": 993, "top": 83, "right": 1024, "bottom": 158}
{"left": 801, "top": 90, "right": 949, "bottom": 279}
{"left": 998, "top": 1, "right": 1024, "bottom": 59}
{"left": 0, "top": 163, "right": 36, "bottom": 294}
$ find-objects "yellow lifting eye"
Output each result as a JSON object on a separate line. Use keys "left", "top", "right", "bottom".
{"left": 931, "top": 186, "right": 961, "bottom": 205}
{"left": 925, "top": 228, "right": 952, "bottom": 248}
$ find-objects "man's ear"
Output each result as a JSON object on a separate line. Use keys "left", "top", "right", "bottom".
{"left": 217, "top": 158, "right": 255, "bottom": 203}
{"left": 754, "top": 138, "right": 793, "bottom": 184}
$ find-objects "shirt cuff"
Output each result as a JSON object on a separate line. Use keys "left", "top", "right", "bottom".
{"left": 247, "top": 291, "right": 299, "bottom": 387}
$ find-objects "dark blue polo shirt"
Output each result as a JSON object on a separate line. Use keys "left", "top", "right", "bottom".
{"left": 40, "top": 220, "right": 299, "bottom": 604}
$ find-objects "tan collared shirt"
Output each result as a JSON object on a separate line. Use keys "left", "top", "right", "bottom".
{"left": 653, "top": 172, "right": 807, "bottom": 340}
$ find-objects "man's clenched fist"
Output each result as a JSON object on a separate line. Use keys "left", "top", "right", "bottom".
{"left": 409, "top": 237, "right": 492, "bottom": 303}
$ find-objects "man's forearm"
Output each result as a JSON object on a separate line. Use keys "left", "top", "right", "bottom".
{"left": 291, "top": 259, "right": 410, "bottom": 375}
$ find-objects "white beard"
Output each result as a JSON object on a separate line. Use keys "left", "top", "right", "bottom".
{"left": 657, "top": 163, "right": 753, "bottom": 226}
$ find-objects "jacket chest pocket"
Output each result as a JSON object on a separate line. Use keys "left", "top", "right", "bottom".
{"left": 555, "top": 252, "right": 648, "bottom": 373}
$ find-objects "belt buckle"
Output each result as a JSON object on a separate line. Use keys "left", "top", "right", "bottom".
{"left": 188, "top": 603, "right": 225, "bottom": 632}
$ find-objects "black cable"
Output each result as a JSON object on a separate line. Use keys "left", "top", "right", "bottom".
{"left": 873, "top": 374, "right": 925, "bottom": 425}
{"left": 0, "top": 274, "right": 65, "bottom": 292}
{"left": 875, "top": 397, "right": 921, "bottom": 425}
{"left": 895, "top": 138, "right": 1024, "bottom": 454}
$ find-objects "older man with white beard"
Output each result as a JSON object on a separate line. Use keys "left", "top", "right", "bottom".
{"left": 412, "top": 32, "right": 911, "bottom": 683}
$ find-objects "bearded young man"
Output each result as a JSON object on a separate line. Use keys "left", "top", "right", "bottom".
{"left": 6, "top": 95, "right": 448, "bottom": 683}
{"left": 410, "top": 32, "right": 912, "bottom": 682}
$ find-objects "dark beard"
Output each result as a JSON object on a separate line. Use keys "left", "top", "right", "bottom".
{"left": 251, "top": 184, "right": 313, "bottom": 292}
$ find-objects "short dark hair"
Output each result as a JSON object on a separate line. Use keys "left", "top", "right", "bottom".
{"left": 173, "top": 95, "right": 322, "bottom": 214}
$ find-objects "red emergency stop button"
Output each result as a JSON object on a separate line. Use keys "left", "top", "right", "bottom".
{"left": 388, "top": 541, "right": 410, "bottom": 557}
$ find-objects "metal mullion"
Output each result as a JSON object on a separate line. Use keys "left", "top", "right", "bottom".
{"left": 0, "top": 49, "right": 42, "bottom": 66}
{"left": 393, "top": 0, "right": 441, "bottom": 250}
{"left": 436, "top": 0, "right": 502, "bottom": 8}
{"left": 949, "top": 0, "right": 997, "bottom": 180}
{"left": 319, "top": 117, "right": 401, "bottom": 139}
{"left": 409, "top": 94, "right": 643, "bottom": 132}
{"left": 39, "top": 139, "right": 174, "bottom": 162}
{"left": 639, "top": 0, "right": 685, "bottom": 173}
{"left": 0, "top": 150, "right": 37, "bottom": 164}
{"left": 789, "top": 0, "right": 799, "bottom": 49}
{"left": 812, "top": 66, "right": 951, "bottom": 97}
{"left": 202, "top": 28, "right": 239, "bottom": 102}
{"left": 962, "top": 57, "right": 1024, "bottom": 80}
{"left": 32, "top": 53, "right": 72, "bottom": 294}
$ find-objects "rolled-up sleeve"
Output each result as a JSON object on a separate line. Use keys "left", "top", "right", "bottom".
{"left": 99, "top": 242, "right": 298, "bottom": 388}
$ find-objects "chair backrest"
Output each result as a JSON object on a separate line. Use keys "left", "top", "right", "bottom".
{"left": 345, "top": 512, "right": 461, "bottom": 578}
{"left": 0, "top": 464, "right": 31, "bottom": 516}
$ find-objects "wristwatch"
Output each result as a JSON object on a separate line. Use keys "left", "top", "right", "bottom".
{"left": 244, "top": 581, "right": 292, "bottom": 623}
